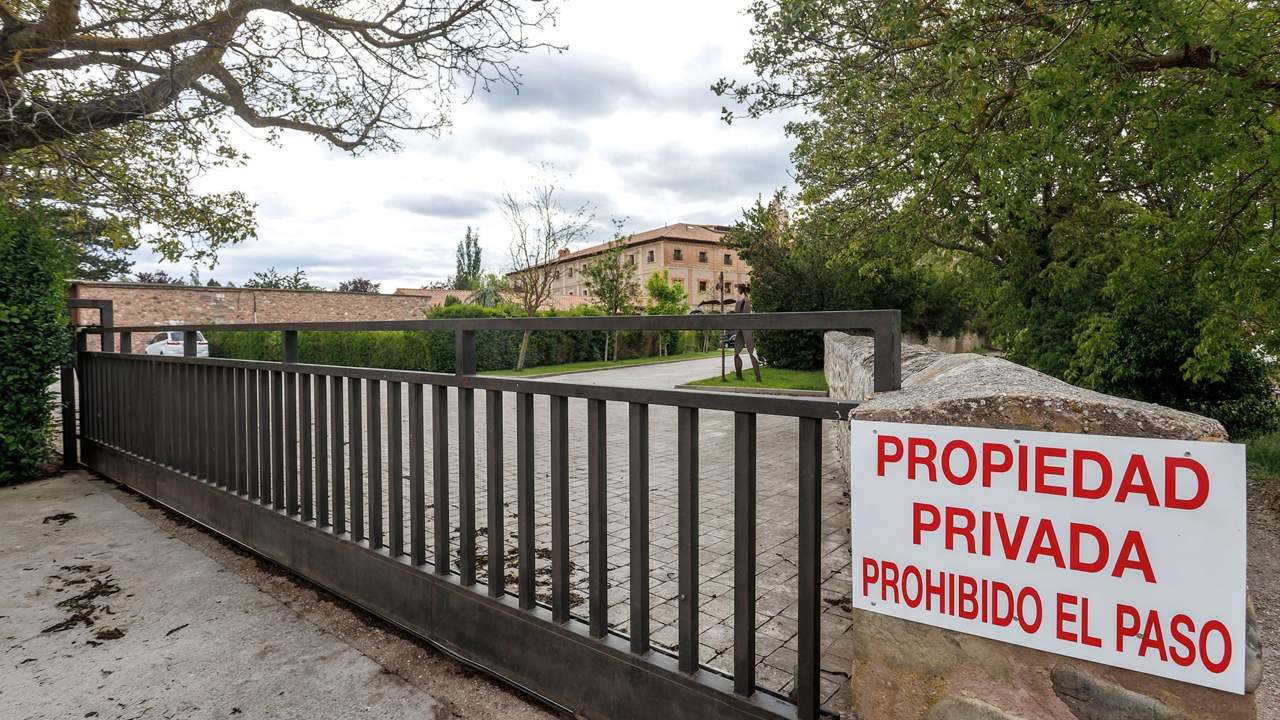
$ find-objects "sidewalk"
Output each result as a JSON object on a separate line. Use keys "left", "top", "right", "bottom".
{"left": 0, "top": 471, "right": 551, "bottom": 720}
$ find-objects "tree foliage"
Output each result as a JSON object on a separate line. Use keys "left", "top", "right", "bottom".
{"left": 338, "top": 277, "right": 380, "bottom": 293}
{"left": 454, "top": 227, "right": 483, "bottom": 290}
{"left": 721, "top": 0, "right": 1280, "bottom": 433}
{"left": 502, "top": 176, "right": 592, "bottom": 368}
{"left": 1, "top": 0, "right": 558, "bottom": 263}
{"left": 582, "top": 234, "right": 639, "bottom": 360}
{"left": 244, "top": 266, "right": 320, "bottom": 290}
{"left": 645, "top": 270, "right": 687, "bottom": 356}
{"left": 134, "top": 270, "right": 184, "bottom": 284}
{"left": 727, "top": 194, "right": 971, "bottom": 369}
{"left": 0, "top": 205, "right": 70, "bottom": 483}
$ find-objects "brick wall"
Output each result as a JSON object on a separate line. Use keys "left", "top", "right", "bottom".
{"left": 69, "top": 281, "right": 435, "bottom": 352}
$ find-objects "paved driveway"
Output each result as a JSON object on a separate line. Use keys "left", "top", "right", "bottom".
{"left": 412, "top": 357, "right": 854, "bottom": 707}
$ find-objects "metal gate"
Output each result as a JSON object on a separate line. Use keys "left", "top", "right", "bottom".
{"left": 69, "top": 310, "right": 901, "bottom": 720}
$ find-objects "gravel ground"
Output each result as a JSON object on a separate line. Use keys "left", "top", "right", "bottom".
{"left": 1250, "top": 480, "right": 1280, "bottom": 719}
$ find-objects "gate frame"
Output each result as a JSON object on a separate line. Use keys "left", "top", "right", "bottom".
{"left": 71, "top": 309, "right": 901, "bottom": 720}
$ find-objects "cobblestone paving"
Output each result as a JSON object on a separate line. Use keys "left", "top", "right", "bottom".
{"left": 301, "top": 358, "right": 852, "bottom": 711}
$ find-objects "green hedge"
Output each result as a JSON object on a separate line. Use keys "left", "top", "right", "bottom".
{"left": 207, "top": 303, "right": 685, "bottom": 371}
{"left": 0, "top": 205, "right": 70, "bottom": 484}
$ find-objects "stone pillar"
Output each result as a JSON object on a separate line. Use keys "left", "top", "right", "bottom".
{"left": 824, "top": 332, "right": 1260, "bottom": 720}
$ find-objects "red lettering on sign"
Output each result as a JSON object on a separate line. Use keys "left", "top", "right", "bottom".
{"left": 877, "top": 434, "right": 903, "bottom": 477}
{"left": 1113, "top": 530, "right": 1157, "bottom": 584}
{"left": 1165, "top": 456, "right": 1210, "bottom": 511}
{"left": 908, "top": 437, "right": 937, "bottom": 481}
{"left": 982, "top": 443, "right": 1012, "bottom": 488}
{"left": 1073, "top": 450, "right": 1112, "bottom": 500}
{"left": 1035, "top": 446, "right": 1068, "bottom": 496}
{"left": 1116, "top": 455, "right": 1159, "bottom": 506}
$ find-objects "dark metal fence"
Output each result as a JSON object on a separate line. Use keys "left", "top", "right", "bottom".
{"left": 72, "top": 310, "right": 900, "bottom": 720}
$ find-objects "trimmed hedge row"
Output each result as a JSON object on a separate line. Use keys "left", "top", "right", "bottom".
{"left": 208, "top": 303, "right": 706, "bottom": 371}
{"left": 0, "top": 205, "right": 70, "bottom": 484}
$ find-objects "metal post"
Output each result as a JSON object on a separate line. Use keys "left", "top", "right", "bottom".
{"left": 183, "top": 331, "right": 198, "bottom": 357}
{"left": 456, "top": 329, "right": 476, "bottom": 375}
{"left": 282, "top": 330, "right": 298, "bottom": 364}
{"left": 60, "top": 331, "right": 79, "bottom": 469}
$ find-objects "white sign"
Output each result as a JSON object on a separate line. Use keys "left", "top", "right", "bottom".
{"left": 851, "top": 421, "right": 1247, "bottom": 692}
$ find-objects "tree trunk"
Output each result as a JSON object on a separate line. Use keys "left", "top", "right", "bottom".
{"left": 517, "top": 330, "right": 531, "bottom": 370}
{"left": 612, "top": 330, "right": 619, "bottom": 361}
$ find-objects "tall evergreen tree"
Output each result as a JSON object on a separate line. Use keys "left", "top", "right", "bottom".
{"left": 454, "top": 227, "right": 483, "bottom": 290}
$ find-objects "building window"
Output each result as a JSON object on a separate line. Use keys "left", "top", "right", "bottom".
{"left": 647, "top": 250, "right": 655, "bottom": 263}
{"left": 628, "top": 254, "right": 636, "bottom": 265}
{"left": 673, "top": 248, "right": 683, "bottom": 261}
{"left": 698, "top": 280, "right": 708, "bottom": 292}
{"left": 567, "top": 268, "right": 574, "bottom": 278}
{"left": 724, "top": 253, "right": 732, "bottom": 265}
{"left": 698, "top": 251, "right": 708, "bottom": 263}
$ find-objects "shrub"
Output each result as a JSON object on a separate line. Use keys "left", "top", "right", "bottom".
{"left": 0, "top": 206, "right": 70, "bottom": 484}
{"left": 209, "top": 304, "right": 617, "bottom": 372}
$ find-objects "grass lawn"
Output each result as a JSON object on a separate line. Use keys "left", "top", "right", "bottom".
{"left": 1248, "top": 432, "right": 1280, "bottom": 482}
{"left": 479, "top": 350, "right": 721, "bottom": 377}
{"left": 687, "top": 366, "right": 828, "bottom": 392}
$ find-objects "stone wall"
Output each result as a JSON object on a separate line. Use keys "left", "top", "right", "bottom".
{"left": 69, "top": 281, "right": 434, "bottom": 352}
{"left": 824, "top": 331, "right": 1259, "bottom": 720}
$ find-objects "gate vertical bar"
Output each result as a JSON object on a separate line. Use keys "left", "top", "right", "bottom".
{"left": 258, "top": 369, "right": 271, "bottom": 502}
{"left": 410, "top": 383, "right": 426, "bottom": 565}
{"left": 458, "top": 386, "right": 476, "bottom": 586}
{"left": 331, "top": 376, "right": 345, "bottom": 533}
{"left": 629, "top": 402, "right": 649, "bottom": 654}
{"left": 587, "top": 398, "right": 608, "bottom": 638}
{"left": 796, "top": 417, "right": 822, "bottom": 720}
{"left": 246, "top": 369, "right": 259, "bottom": 496}
{"left": 733, "top": 411, "right": 757, "bottom": 695}
{"left": 367, "top": 379, "right": 383, "bottom": 548}
{"left": 678, "top": 405, "right": 699, "bottom": 674}
{"left": 315, "top": 376, "right": 329, "bottom": 525}
{"left": 233, "top": 368, "right": 246, "bottom": 493}
{"left": 550, "top": 395, "right": 569, "bottom": 623}
{"left": 485, "top": 390, "right": 503, "bottom": 598}
{"left": 388, "top": 381, "right": 404, "bottom": 556}
{"left": 516, "top": 392, "right": 535, "bottom": 610}
{"left": 349, "top": 378, "right": 364, "bottom": 540}
{"left": 431, "top": 385, "right": 449, "bottom": 574}
{"left": 285, "top": 370, "right": 298, "bottom": 513}
{"left": 300, "top": 375, "right": 314, "bottom": 518}
{"left": 271, "top": 369, "right": 285, "bottom": 508}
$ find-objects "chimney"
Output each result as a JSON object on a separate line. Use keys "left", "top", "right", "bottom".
{"left": 558, "top": 248, "right": 570, "bottom": 258}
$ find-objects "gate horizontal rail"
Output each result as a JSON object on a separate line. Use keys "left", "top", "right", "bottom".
{"left": 72, "top": 310, "right": 900, "bottom": 720}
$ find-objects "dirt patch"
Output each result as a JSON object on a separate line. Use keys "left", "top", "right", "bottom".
{"left": 41, "top": 565, "right": 121, "bottom": 634}
{"left": 97, "top": 475, "right": 556, "bottom": 720}
{"left": 41, "top": 512, "right": 77, "bottom": 526}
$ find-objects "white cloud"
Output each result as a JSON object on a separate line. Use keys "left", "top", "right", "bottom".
{"left": 134, "top": 1, "right": 792, "bottom": 291}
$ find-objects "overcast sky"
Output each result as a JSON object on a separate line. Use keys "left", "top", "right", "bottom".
{"left": 133, "top": 2, "right": 795, "bottom": 291}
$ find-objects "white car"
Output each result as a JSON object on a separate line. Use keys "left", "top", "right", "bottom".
{"left": 144, "top": 330, "right": 209, "bottom": 357}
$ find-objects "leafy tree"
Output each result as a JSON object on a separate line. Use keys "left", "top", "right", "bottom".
{"left": 1, "top": 1, "right": 558, "bottom": 265}
{"left": 0, "top": 205, "right": 70, "bottom": 483}
{"left": 726, "top": 194, "right": 970, "bottom": 369}
{"left": 582, "top": 234, "right": 639, "bottom": 360}
{"left": 502, "top": 178, "right": 593, "bottom": 368}
{"left": 645, "top": 271, "right": 688, "bottom": 356}
{"left": 338, "top": 278, "right": 381, "bottom": 293}
{"left": 466, "top": 273, "right": 509, "bottom": 308}
{"left": 454, "top": 228, "right": 483, "bottom": 291}
{"left": 134, "top": 270, "right": 185, "bottom": 285}
{"left": 721, "top": 0, "right": 1280, "bottom": 434}
{"left": 244, "top": 267, "right": 320, "bottom": 290}
{"left": 49, "top": 212, "right": 136, "bottom": 281}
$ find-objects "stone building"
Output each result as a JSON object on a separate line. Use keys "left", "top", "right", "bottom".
{"left": 521, "top": 222, "right": 751, "bottom": 310}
